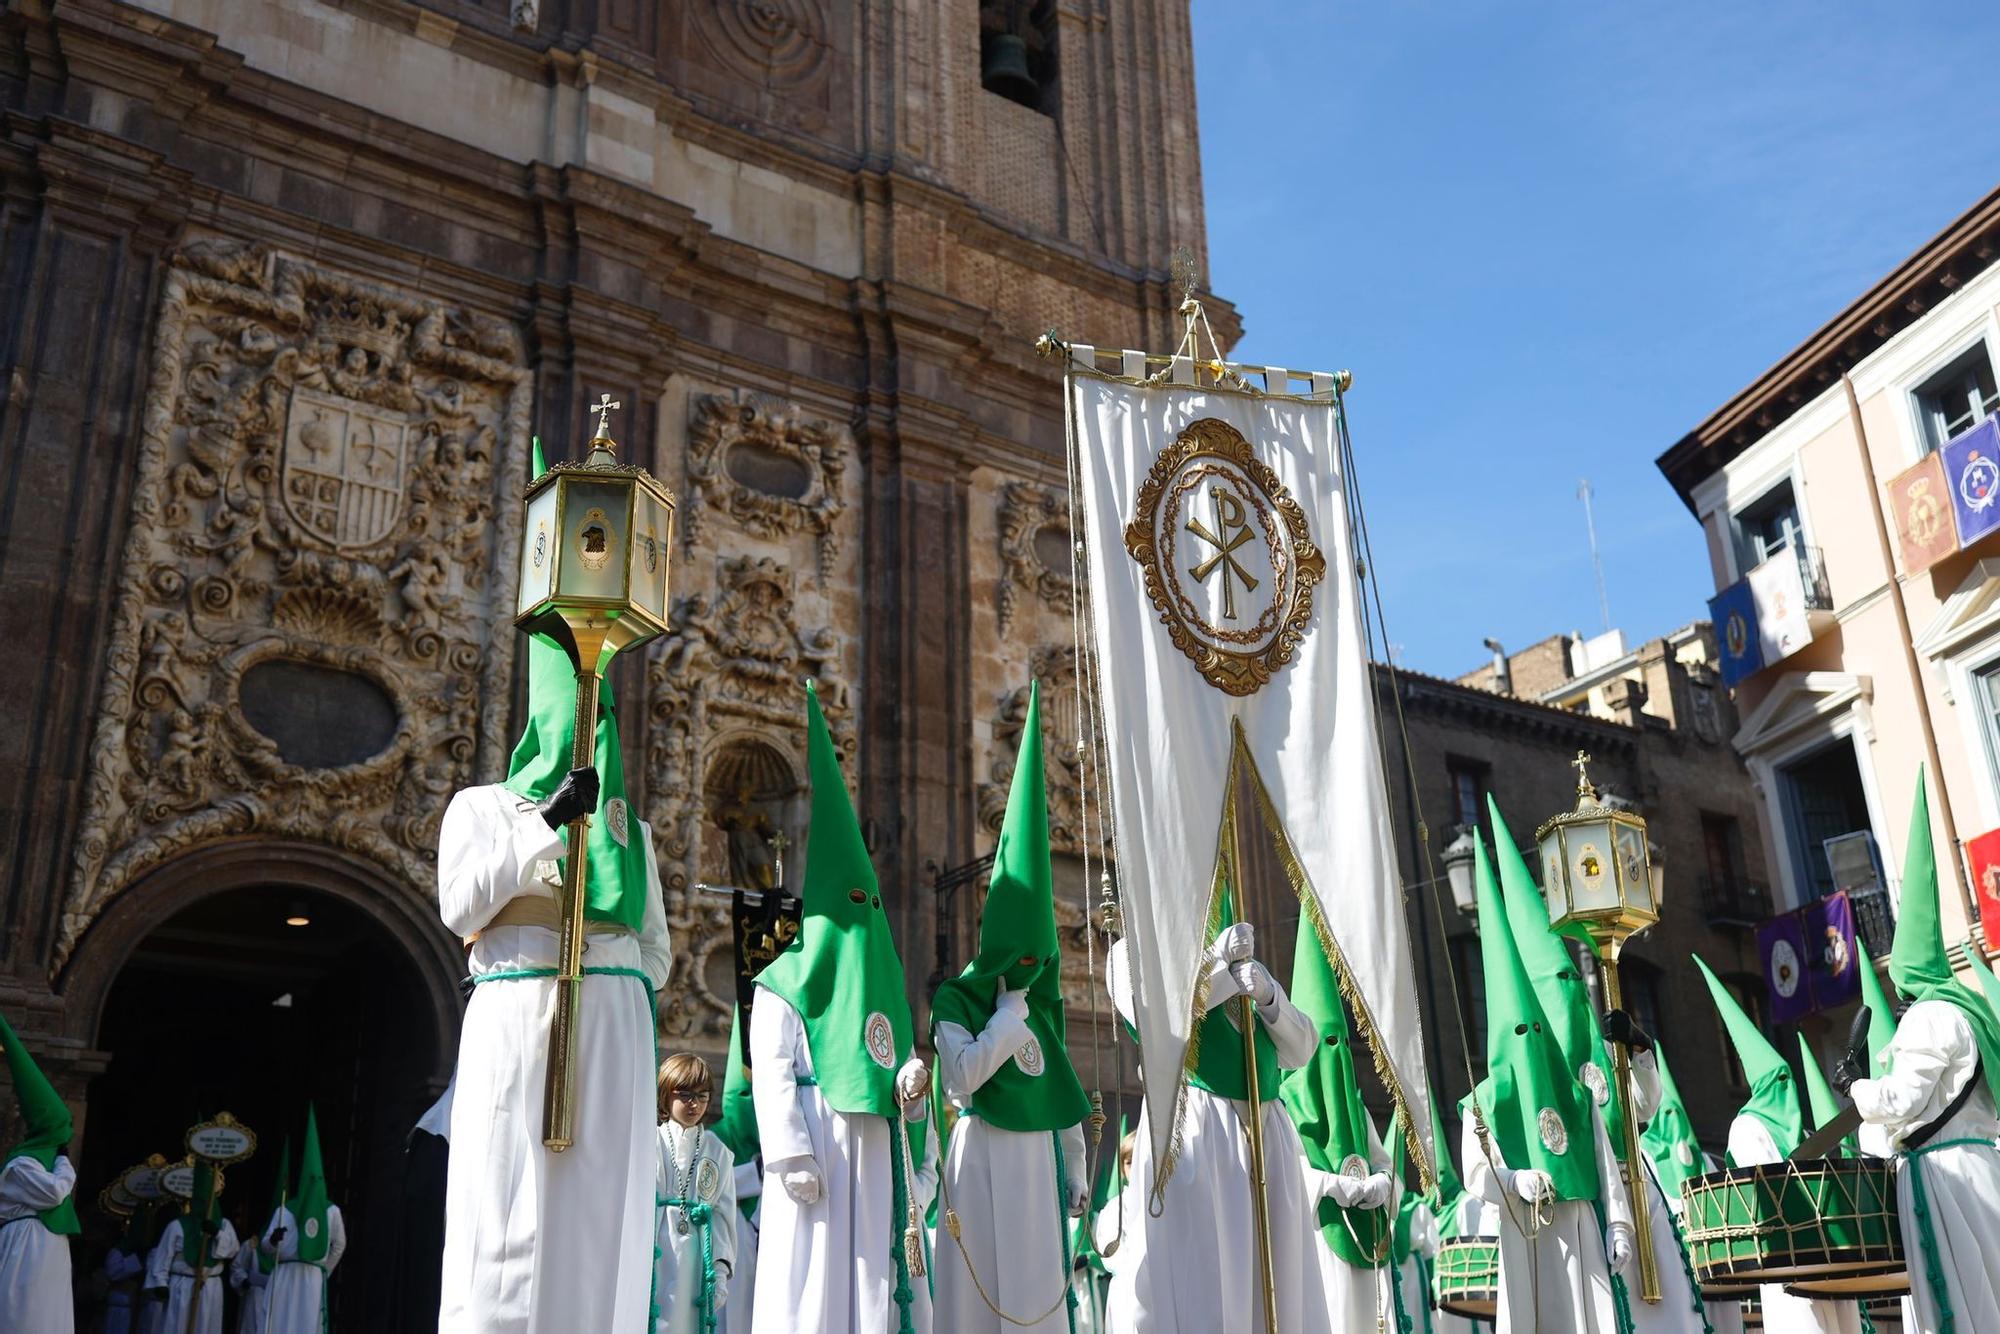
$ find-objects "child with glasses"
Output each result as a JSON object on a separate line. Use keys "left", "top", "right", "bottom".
{"left": 655, "top": 1054, "right": 738, "bottom": 1334}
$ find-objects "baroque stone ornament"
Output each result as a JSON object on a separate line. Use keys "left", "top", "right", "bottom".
{"left": 996, "top": 481, "right": 1073, "bottom": 635}
{"left": 694, "top": 0, "right": 830, "bottom": 88}
{"left": 1123, "top": 417, "right": 1326, "bottom": 697}
{"left": 59, "top": 238, "right": 530, "bottom": 966}
{"left": 684, "top": 393, "right": 848, "bottom": 581}
{"left": 645, "top": 554, "right": 855, "bottom": 1038}
{"left": 977, "top": 646, "right": 1109, "bottom": 859}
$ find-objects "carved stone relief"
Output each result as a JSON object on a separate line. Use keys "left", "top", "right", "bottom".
{"left": 684, "top": 392, "right": 848, "bottom": 582}
{"left": 693, "top": 0, "right": 831, "bottom": 88}
{"left": 996, "top": 481, "right": 1074, "bottom": 635}
{"left": 645, "top": 553, "right": 855, "bottom": 1039}
{"left": 59, "top": 238, "right": 529, "bottom": 966}
{"left": 978, "top": 645, "right": 1110, "bottom": 860}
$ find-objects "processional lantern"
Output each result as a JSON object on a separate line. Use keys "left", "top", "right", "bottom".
{"left": 1536, "top": 751, "right": 1662, "bottom": 1303}
{"left": 515, "top": 394, "right": 677, "bottom": 1151}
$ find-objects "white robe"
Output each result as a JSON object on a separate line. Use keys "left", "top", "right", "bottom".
{"left": 748, "top": 988, "right": 937, "bottom": 1334}
{"left": 1622, "top": 1055, "right": 1710, "bottom": 1334}
{"left": 1295, "top": 1123, "right": 1395, "bottom": 1333}
{"left": 1462, "top": 1102, "right": 1632, "bottom": 1334}
{"left": 104, "top": 1242, "right": 146, "bottom": 1334}
{"left": 1726, "top": 1117, "right": 1861, "bottom": 1334}
{"left": 437, "top": 784, "right": 674, "bottom": 1334}
{"left": 1094, "top": 1173, "right": 1145, "bottom": 1334}
{"left": 146, "top": 1217, "right": 240, "bottom": 1334}
{"left": 1850, "top": 999, "right": 2000, "bottom": 1334}
{"left": 654, "top": 1121, "right": 738, "bottom": 1334}
{"left": 226, "top": 1238, "right": 269, "bottom": 1334}
{"left": 720, "top": 1159, "right": 759, "bottom": 1334}
{"left": 1660, "top": 1162, "right": 1744, "bottom": 1334}
{"left": 1105, "top": 939, "right": 1330, "bottom": 1334}
{"left": 932, "top": 1014, "right": 1088, "bottom": 1334}
{"left": 261, "top": 1204, "right": 346, "bottom": 1334}
{"left": 0, "top": 1154, "right": 74, "bottom": 1334}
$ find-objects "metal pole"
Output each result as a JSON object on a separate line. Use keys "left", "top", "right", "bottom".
{"left": 1602, "top": 945, "right": 1660, "bottom": 1303}
{"left": 1578, "top": 478, "right": 1612, "bottom": 634}
{"left": 541, "top": 665, "right": 600, "bottom": 1151}
{"left": 1225, "top": 796, "right": 1280, "bottom": 1333}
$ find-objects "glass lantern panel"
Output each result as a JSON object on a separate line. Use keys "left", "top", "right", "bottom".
{"left": 630, "top": 487, "right": 671, "bottom": 622}
{"left": 1540, "top": 840, "right": 1568, "bottom": 925}
{"left": 1614, "top": 823, "right": 1652, "bottom": 914}
{"left": 1563, "top": 821, "right": 1624, "bottom": 914}
{"left": 555, "top": 478, "right": 633, "bottom": 606}
{"left": 518, "top": 483, "right": 561, "bottom": 617}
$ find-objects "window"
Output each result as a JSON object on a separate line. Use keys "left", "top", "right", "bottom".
{"left": 979, "top": 1, "right": 1058, "bottom": 115}
{"left": 1733, "top": 480, "right": 1801, "bottom": 573}
{"left": 1447, "top": 758, "right": 1488, "bottom": 833}
{"left": 1777, "top": 739, "right": 1873, "bottom": 903}
{"left": 1914, "top": 342, "right": 2000, "bottom": 452}
{"left": 1453, "top": 935, "right": 1486, "bottom": 1057}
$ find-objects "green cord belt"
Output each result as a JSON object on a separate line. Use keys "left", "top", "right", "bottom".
{"left": 1906, "top": 1135, "right": 1994, "bottom": 1334}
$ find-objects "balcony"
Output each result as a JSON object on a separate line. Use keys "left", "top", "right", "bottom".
{"left": 1700, "top": 872, "right": 1771, "bottom": 928}
{"left": 1711, "top": 543, "right": 1836, "bottom": 686}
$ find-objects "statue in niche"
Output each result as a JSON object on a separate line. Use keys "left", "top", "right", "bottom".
{"left": 712, "top": 780, "right": 783, "bottom": 892}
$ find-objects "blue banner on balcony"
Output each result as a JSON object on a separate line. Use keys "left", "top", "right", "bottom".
{"left": 1942, "top": 416, "right": 2000, "bottom": 547}
{"left": 1709, "top": 578, "right": 1763, "bottom": 687}
{"left": 1803, "top": 890, "right": 1860, "bottom": 1011}
{"left": 1758, "top": 909, "right": 1812, "bottom": 1026}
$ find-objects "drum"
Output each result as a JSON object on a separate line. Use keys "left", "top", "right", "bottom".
{"left": 1681, "top": 1158, "right": 1905, "bottom": 1297}
{"left": 1740, "top": 1294, "right": 1761, "bottom": 1330}
{"left": 1432, "top": 1236, "right": 1499, "bottom": 1319}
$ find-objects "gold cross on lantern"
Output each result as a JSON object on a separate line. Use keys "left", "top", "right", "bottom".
{"left": 592, "top": 393, "right": 622, "bottom": 439}
{"left": 1571, "top": 749, "right": 1596, "bottom": 798}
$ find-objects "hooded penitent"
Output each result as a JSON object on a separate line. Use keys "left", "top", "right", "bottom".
{"left": 1470, "top": 832, "right": 1599, "bottom": 1203}
{"left": 1857, "top": 946, "right": 1898, "bottom": 1076}
{"left": 1692, "top": 954, "right": 1802, "bottom": 1159}
{"left": 182, "top": 1161, "right": 221, "bottom": 1266}
{"left": 1795, "top": 1034, "right": 1856, "bottom": 1158}
{"left": 1279, "top": 899, "right": 1391, "bottom": 1267}
{"left": 1487, "top": 796, "right": 1624, "bottom": 1146}
{"left": 712, "top": 1004, "right": 758, "bottom": 1164}
{"left": 1638, "top": 1043, "right": 1705, "bottom": 1201}
{"left": 293, "top": 1104, "right": 331, "bottom": 1263}
{"left": 1965, "top": 949, "right": 2000, "bottom": 1027}
{"left": 1886, "top": 767, "right": 2000, "bottom": 1106}
{"left": 0, "top": 1008, "right": 79, "bottom": 1234}
{"left": 755, "top": 682, "right": 917, "bottom": 1124}
{"left": 930, "top": 682, "right": 1090, "bottom": 1134}
{"left": 259, "top": 1137, "right": 291, "bottom": 1275}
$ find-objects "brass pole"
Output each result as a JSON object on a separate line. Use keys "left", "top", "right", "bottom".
{"left": 1226, "top": 797, "right": 1281, "bottom": 1333}
{"left": 184, "top": 1213, "right": 208, "bottom": 1334}
{"left": 541, "top": 664, "right": 601, "bottom": 1151}
{"left": 1602, "top": 943, "right": 1660, "bottom": 1303}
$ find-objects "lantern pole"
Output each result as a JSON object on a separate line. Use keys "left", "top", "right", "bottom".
{"left": 542, "top": 654, "right": 601, "bottom": 1151}
{"left": 1599, "top": 935, "right": 1660, "bottom": 1303}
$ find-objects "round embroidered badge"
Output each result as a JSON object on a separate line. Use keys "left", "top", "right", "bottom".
{"left": 864, "top": 1011, "right": 896, "bottom": 1069}
{"left": 696, "top": 1158, "right": 722, "bottom": 1203}
{"left": 1537, "top": 1108, "right": 1570, "bottom": 1156}
{"left": 1579, "top": 1061, "right": 1610, "bottom": 1108}
{"left": 1014, "top": 1036, "right": 1045, "bottom": 1077}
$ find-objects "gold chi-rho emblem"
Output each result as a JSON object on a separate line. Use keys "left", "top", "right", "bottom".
{"left": 1124, "top": 417, "right": 1326, "bottom": 696}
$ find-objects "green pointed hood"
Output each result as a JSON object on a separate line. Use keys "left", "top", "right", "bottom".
{"left": 931, "top": 683, "right": 1090, "bottom": 1133}
{"left": 712, "top": 1004, "right": 759, "bottom": 1164}
{"left": 1279, "top": 898, "right": 1391, "bottom": 1267}
{"left": 0, "top": 1010, "right": 78, "bottom": 1235}
{"left": 1693, "top": 954, "right": 1802, "bottom": 1157}
{"left": 1186, "top": 877, "right": 1279, "bottom": 1100}
{"left": 1796, "top": 1033, "right": 1856, "bottom": 1157}
{"left": 1487, "top": 797, "right": 1624, "bottom": 1144}
{"left": 181, "top": 1162, "right": 220, "bottom": 1266}
{"left": 530, "top": 435, "right": 546, "bottom": 478}
{"left": 755, "top": 683, "right": 915, "bottom": 1121}
{"left": 1964, "top": 949, "right": 2000, "bottom": 1026}
{"left": 1857, "top": 952, "right": 1898, "bottom": 1076}
{"left": 1471, "top": 833, "right": 1599, "bottom": 1201}
{"left": 258, "top": 1137, "right": 290, "bottom": 1274}
{"left": 292, "top": 1104, "right": 331, "bottom": 1262}
{"left": 1639, "top": 1042, "right": 1706, "bottom": 1201}
{"left": 1886, "top": 768, "right": 2000, "bottom": 1105}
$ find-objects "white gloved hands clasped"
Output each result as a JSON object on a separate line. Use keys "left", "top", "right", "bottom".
{"left": 1606, "top": 1221, "right": 1635, "bottom": 1273}
{"left": 1358, "top": 1171, "right": 1395, "bottom": 1210}
{"left": 895, "top": 1057, "right": 931, "bottom": 1108}
{"left": 779, "top": 1159, "right": 823, "bottom": 1205}
{"left": 1511, "top": 1168, "right": 1554, "bottom": 1204}
{"left": 1229, "top": 960, "right": 1278, "bottom": 1008}
{"left": 1321, "top": 1170, "right": 1393, "bottom": 1210}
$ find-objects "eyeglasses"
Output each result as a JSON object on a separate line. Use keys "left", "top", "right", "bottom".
{"left": 671, "top": 1090, "right": 710, "bottom": 1104}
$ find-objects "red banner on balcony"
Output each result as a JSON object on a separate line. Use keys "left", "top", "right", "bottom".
{"left": 1966, "top": 826, "right": 2000, "bottom": 955}
{"left": 1885, "top": 450, "right": 1959, "bottom": 574}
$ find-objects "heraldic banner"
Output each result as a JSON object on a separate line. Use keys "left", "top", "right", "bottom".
{"left": 1067, "top": 351, "right": 1434, "bottom": 1187}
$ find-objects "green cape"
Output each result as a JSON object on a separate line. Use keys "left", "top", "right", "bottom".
{"left": 1424, "top": 1080, "right": 1466, "bottom": 1238}
{"left": 1279, "top": 897, "right": 1391, "bottom": 1267}
{"left": 1187, "top": 880, "right": 1278, "bottom": 1100}
{"left": 0, "top": 1009, "right": 78, "bottom": 1235}
{"left": 713, "top": 1004, "right": 759, "bottom": 1162}
{"left": 1488, "top": 797, "right": 1625, "bottom": 1146}
{"left": 1964, "top": 949, "right": 2000, "bottom": 1026}
{"left": 1857, "top": 949, "right": 1898, "bottom": 1076}
{"left": 1886, "top": 768, "right": 2000, "bottom": 1107}
{"left": 1692, "top": 954, "right": 1802, "bottom": 1159}
{"left": 258, "top": 1137, "right": 290, "bottom": 1275}
{"left": 930, "top": 683, "right": 1090, "bottom": 1133}
{"left": 1470, "top": 832, "right": 1599, "bottom": 1201}
{"left": 1639, "top": 1043, "right": 1705, "bottom": 1201}
{"left": 755, "top": 683, "right": 918, "bottom": 1125}
{"left": 181, "top": 1161, "right": 220, "bottom": 1266}
{"left": 292, "top": 1104, "right": 331, "bottom": 1262}
{"left": 1074, "top": 1112, "right": 1128, "bottom": 1275}
{"left": 1796, "top": 1033, "right": 1856, "bottom": 1157}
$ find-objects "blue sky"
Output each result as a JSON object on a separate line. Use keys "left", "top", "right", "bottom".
{"left": 1191, "top": 1, "right": 2000, "bottom": 677}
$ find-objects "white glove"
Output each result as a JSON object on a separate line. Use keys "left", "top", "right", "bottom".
{"left": 1212, "top": 922, "right": 1255, "bottom": 964}
{"left": 1358, "top": 1172, "right": 1395, "bottom": 1210}
{"left": 896, "top": 1057, "right": 931, "bottom": 1107}
{"left": 1066, "top": 1177, "right": 1089, "bottom": 1216}
{"left": 993, "top": 981, "right": 1030, "bottom": 1024}
{"left": 1606, "top": 1221, "right": 1635, "bottom": 1273}
{"left": 714, "top": 1264, "right": 732, "bottom": 1306}
{"left": 1230, "top": 960, "right": 1277, "bottom": 1007}
{"left": 1511, "top": 1168, "right": 1553, "bottom": 1204}
{"left": 780, "top": 1161, "right": 823, "bottom": 1204}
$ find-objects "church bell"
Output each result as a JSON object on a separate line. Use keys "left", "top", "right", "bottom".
{"left": 983, "top": 33, "right": 1039, "bottom": 105}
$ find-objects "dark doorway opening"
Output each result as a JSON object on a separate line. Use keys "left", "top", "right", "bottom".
{"left": 82, "top": 884, "right": 447, "bottom": 1331}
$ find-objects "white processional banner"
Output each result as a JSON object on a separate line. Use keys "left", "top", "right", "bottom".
{"left": 1068, "top": 356, "right": 1434, "bottom": 1187}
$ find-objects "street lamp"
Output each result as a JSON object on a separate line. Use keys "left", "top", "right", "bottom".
{"left": 1442, "top": 826, "right": 1479, "bottom": 918}
{"left": 1536, "top": 751, "right": 1661, "bottom": 1304}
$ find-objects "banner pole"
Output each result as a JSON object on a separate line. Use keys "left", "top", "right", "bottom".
{"left": 1227, "top": 794, "right": 1281, "bottom": 1333}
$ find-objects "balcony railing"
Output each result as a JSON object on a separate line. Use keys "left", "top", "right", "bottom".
{"left": 1700, "top": 872, "right": 1771, "bottom": 928}
{"left": 1852, "top": 887, "right": 1895, "bottom": 960}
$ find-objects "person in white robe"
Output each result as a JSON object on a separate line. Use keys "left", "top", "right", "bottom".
{"left": 1603, "top": 1024, "right": 1710, "bottom": 1334}
{"left": 720, "top": 1158, "right": 759, "bottom": 1334}
{"left": 104, "top": 1227, "right": 149, "bottom": 1334}
{"left": 1106, "top": 917, "right": 1333, "bottom": 1334}
{"left": 1093, "top": 1135, "right": 1144, "bottom": 1334}
{"left": 146, "top": 1182, "right": 239, "bottom": 1334}
{"left": 436, "top": 629, "right": 673, "bottom": 1334}
{"left": 263, "top": 1104, "right": 346, "bottom": 1334}
{"left": 226, "top": 1214, "right": 269, "bottom": 1334}
{"left": 654, "top": 1053, "right": 738, "bottom": 1334}
{"left": 0, "top": 1006, "right": 80, "bottom": 1334}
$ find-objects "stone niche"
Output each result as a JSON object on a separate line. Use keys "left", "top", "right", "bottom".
{"left": 60, "top": 238, "right": 530, "bottom": 964}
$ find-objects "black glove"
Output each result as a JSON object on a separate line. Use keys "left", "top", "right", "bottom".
{"left": 537, "top": 766, "right": 599, "bottom": 830}
{"left": 1831, "top": 1003, "right": 1873, "bottom": 1097}
{"left": 201, "top": 1218, "right": 220, "bottom": 1236}
{"left": 1602, "top": 1008, "right": 1653, "bottom": 1054}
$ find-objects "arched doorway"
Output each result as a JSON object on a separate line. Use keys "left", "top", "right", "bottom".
{"left": 61, "top": 840, "right": 462, "bottom": 1331}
